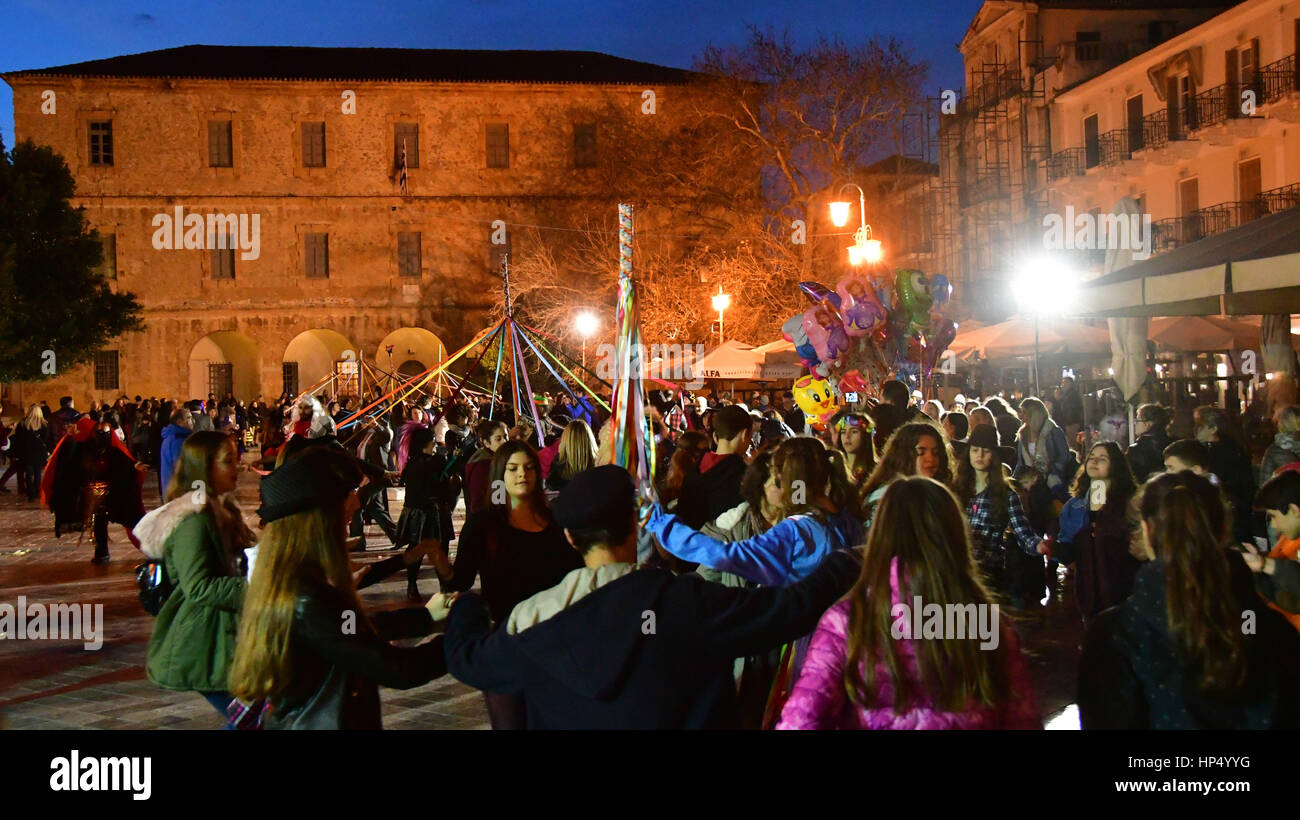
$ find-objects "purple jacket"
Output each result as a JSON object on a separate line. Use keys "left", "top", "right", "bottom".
{"left": 777, "top": 559, "right": 1041, "bottom": 730}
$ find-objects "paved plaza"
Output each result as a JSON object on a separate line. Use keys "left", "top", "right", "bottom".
{"left": 0, "top": 451, "right": 1082, "bottom": 730}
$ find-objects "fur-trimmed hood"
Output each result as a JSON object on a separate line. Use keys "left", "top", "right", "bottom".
{"left": 133, "top": 496, "right": 205, "bottom": 559}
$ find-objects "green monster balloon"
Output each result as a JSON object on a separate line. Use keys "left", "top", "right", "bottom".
{"left": 895, "top": 269, "right": 933, "bottom": 329}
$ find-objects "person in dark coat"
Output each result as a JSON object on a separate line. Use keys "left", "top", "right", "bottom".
{"left": 675, "top": 404, "right": 752, "bottom": 529}
{"left": 1125, "top": 403, "right": 1172, "bottom": 484}
{"left": 1046, "top": 441, "right": 1140, "bottom": 624}
{"left": 443, "top": 465, "right": 863, "bottom": 729}
{"left": 1079, "top": 471, "right": 1300, "bottom": 729}
{"left": 228, "top": 447, "right": 447, "bottom": 730}
{"left": 1195, "top": 405, "right": 1257, "bottom": 542}
{"left": 42, "top": 417, "right": 146, "bottom": 562}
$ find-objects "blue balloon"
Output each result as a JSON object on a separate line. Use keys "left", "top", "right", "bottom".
{"left": 930, "top": 274, "right": 952, "bottom": 306}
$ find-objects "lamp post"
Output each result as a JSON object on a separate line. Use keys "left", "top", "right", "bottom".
{"left": 711, "top": 286, "right": 731, "bottom": 346}
{"left": 830, "top": 182, "right": 883, "bottom": 266}
{"left": 575, "top": 310, "right": 599, "bottom": 369}
{"left": 1012, "top": 256, "right": 1078, "bottom": 397}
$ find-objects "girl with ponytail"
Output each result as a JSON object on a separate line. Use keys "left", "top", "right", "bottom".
{"left": 1079, "top": 471, "right": 1300, "bottom": 729}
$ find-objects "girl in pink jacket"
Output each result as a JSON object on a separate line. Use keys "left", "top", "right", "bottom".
{"left": 778, "top": 477, "right": 1041, "bottom": 730}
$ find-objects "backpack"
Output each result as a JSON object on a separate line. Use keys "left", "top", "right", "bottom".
{"left": 135, "top": 560, "right": 176, "bottom": 616}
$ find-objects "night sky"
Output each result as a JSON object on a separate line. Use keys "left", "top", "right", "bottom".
{"left": 1, "top": 0, "right": 981, "bottom": 149}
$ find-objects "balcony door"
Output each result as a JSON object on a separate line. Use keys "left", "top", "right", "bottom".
{"left": 1084, "top": 114, "right": 1100, "bottom": 167}
{"left": 1127, "top": 95, "right": 1144, "bottom": 151}
{"left": 1239, "top": 158, "right": 1262, "bottom": 219}
{"left": 1180, "top": 177, "right": 1200, "bottom": 241}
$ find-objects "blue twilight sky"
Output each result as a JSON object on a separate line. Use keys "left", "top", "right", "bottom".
{"left": 0, "top": 0, "right": 981, "bottom": 149}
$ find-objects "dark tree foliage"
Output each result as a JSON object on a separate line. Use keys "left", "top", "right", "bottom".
{"left": 0, "top": 136, "right": 143, "bottom": 382}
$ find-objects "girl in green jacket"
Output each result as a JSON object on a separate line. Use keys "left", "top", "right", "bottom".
{"left": 143, "top": 431, "right": 254, "bottom": 726}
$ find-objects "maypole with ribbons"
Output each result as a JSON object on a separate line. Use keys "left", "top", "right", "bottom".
{"left": 609, "top": 203, "right": 656, "bottom": 498}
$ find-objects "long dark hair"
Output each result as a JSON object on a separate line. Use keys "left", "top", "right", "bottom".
{"left": 486, "top": 440, "right": 550, "bottom": 524}
{"left": 861, "top": 422, "right": 953, "bottom": 501}
{"left": 953, "top": 443, "right": 1012, "bottom": 525}
{"left": 844, "top": 477, "right": 1008, "bottom": 712}
{"left": 1137, "top": 471, "right": 1246, "bottom": 693}
{"left": 771, "top": 436, "right": 860, "bottom": 520}
{"left": 738, "top": 445, "right": 778, "bottom": 534}
{"left": 1071, "top": 440, "right": 1137, "bottom": 506}
{"left": 166, "top": 430, "right": 255, "bottom": 563}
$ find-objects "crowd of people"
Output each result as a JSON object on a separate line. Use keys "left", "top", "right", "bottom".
{"left": 4, "top": 371, "right": 1300, "bottom": 731}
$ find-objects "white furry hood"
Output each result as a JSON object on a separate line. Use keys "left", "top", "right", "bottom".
{"left": 132, "top": 496, "right": 205, "bottom": 560}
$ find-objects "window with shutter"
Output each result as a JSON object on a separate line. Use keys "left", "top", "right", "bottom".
{"left": 89, "top": 121, "right": 113, "bottom": 165}
{"left": 99, "top": 233, "right": 117, "bottom": 280}
{"left": 94, "top": 350, "right": 119, "bottom": 390}
{"left": 394, "top": 123, "right": 419, "bottom": 169}
{"left": 574, "top": 123, "right": 597, "bottom": 167}
{"left": 486, "top": 124, "right": 509, "bottom": 168}
{"left": 398, "top": 231, "right": 422, "bottom": 277}
{"left": 305, "top": 233, "right": 329, "bottom": 278}
{"left": 282, "top": 362, "right": 300, "bottom": 396}
{"left": 209, "top": 121, "right": 233, "bottom": 167}
{"left": 212, "top": 236, "right": 235, "bottom": 280}
{"left": 302, "top": 122, "right": 326, "bottom": 167}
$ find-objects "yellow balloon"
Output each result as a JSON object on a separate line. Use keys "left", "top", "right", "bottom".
{"left": 793, "top": 374, "right": 840, "bottom": 420}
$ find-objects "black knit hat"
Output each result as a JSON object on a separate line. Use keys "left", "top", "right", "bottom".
{"left": 552, "top": 465, "right": 635, "bottom": 532}
{"left": 257, "top": 446, "right": 363, "bottom": 523}
{"left": 968, "top": 423, "right": 1000, "bottom": 452}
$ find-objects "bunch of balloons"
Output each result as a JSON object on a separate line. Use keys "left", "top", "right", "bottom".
{"left": 781, "top": 269, "right": 957, "bottom": 425}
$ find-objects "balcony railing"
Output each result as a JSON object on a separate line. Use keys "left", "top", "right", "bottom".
{"left": 1148, "top": 183, "right": 1300, "bottom": 254}
{"left": 1259, "top": 53, "right": 1298, "bottom": 103}
{"left": 1140, "top": 109, "right": 1169, "bottom": 151}
{"left": 1046, "top": 147, "right": 1086, "bottom": 181}
{"left": 1097, "top": 129, "right": 1131, "bottom": 166}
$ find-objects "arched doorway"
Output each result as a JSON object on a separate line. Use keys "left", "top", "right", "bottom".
{"left": 188, "top": 331, "right": 260, "bottom": 402}
{"left": 283, "top": 329, "right": 357, "bottom": 400}
{"left": 376, "top": 328, "right": 449, "bottom": 393}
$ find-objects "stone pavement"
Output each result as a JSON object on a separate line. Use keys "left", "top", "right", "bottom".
{"left": 0, "top": 451, "right": 489, "bottom": 730}
{"left": 0, "top": 450, "right": 1083, "bottom": 730}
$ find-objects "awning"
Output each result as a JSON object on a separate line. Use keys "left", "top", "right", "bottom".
{"left": 1076, "top": 206, "right": 1300, "bottom": 317}
{"left": 950, "top": 316, "right": 1112, "bottom": 360}
{"left": 691, "top": 339, "right": 804, "bottom": 380}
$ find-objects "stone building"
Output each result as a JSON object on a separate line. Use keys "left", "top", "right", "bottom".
{"left": 2, "top": 45, "right": 734, "bottom": 406}
{"left": 937, "top": 0, "right": 1240, "bottom": 320}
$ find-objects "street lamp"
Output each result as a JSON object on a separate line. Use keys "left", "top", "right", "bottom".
{"left": 1011, "top": 255, "right": 1078, "bottom": 397}
{"left": 575, "top": 311, "right": 599, "bottom": 369}
{"left": 711, "top": 286, "right": 731, "bottom": 345}
{"left": 830, "top": 182, "right": 883, "bottom": 266}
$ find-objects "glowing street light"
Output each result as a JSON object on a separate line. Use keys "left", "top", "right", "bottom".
{"left": 830, "top": 182, "right": 882, "bottom": 266}
{"left": 575, "top": 310, "right": 599, "bottom": 368}
{"left": 1011, "top": 255, "right": 1079, "bottom": 396}
{"left": 711, "top": 286, "right": 731, "bottom": 345}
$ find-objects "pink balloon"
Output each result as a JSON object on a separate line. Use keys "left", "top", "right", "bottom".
{"left": 836, "top": 276, "right": 888, "bottom": 337}
{"left": 802, "top": 300, "right": 851, "bottom": 367}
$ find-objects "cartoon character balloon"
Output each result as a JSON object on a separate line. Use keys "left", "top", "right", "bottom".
{"left": 793, "top": 374, "right": 841, "bottom": 423}
{"left": 802, "top": 300, "right": 851, "bottom": 369}
{"left": 836, "top": 276, "right": 888, "bottom": 337}
{"left": 782, "top": 313, "right": 820, "bottom": 370}
{"left": 896, "top": 270, "right": 933, "bottom": 327}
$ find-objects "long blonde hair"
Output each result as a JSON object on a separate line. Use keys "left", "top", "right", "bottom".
{"left": 229, "top": 504, "right": 361, "bottom": 701}
{"left": 555, "top": 420, "right": 597, "bottom": 480}
{"left": 22, "top": 404, "right": 45, "bottom": 431}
